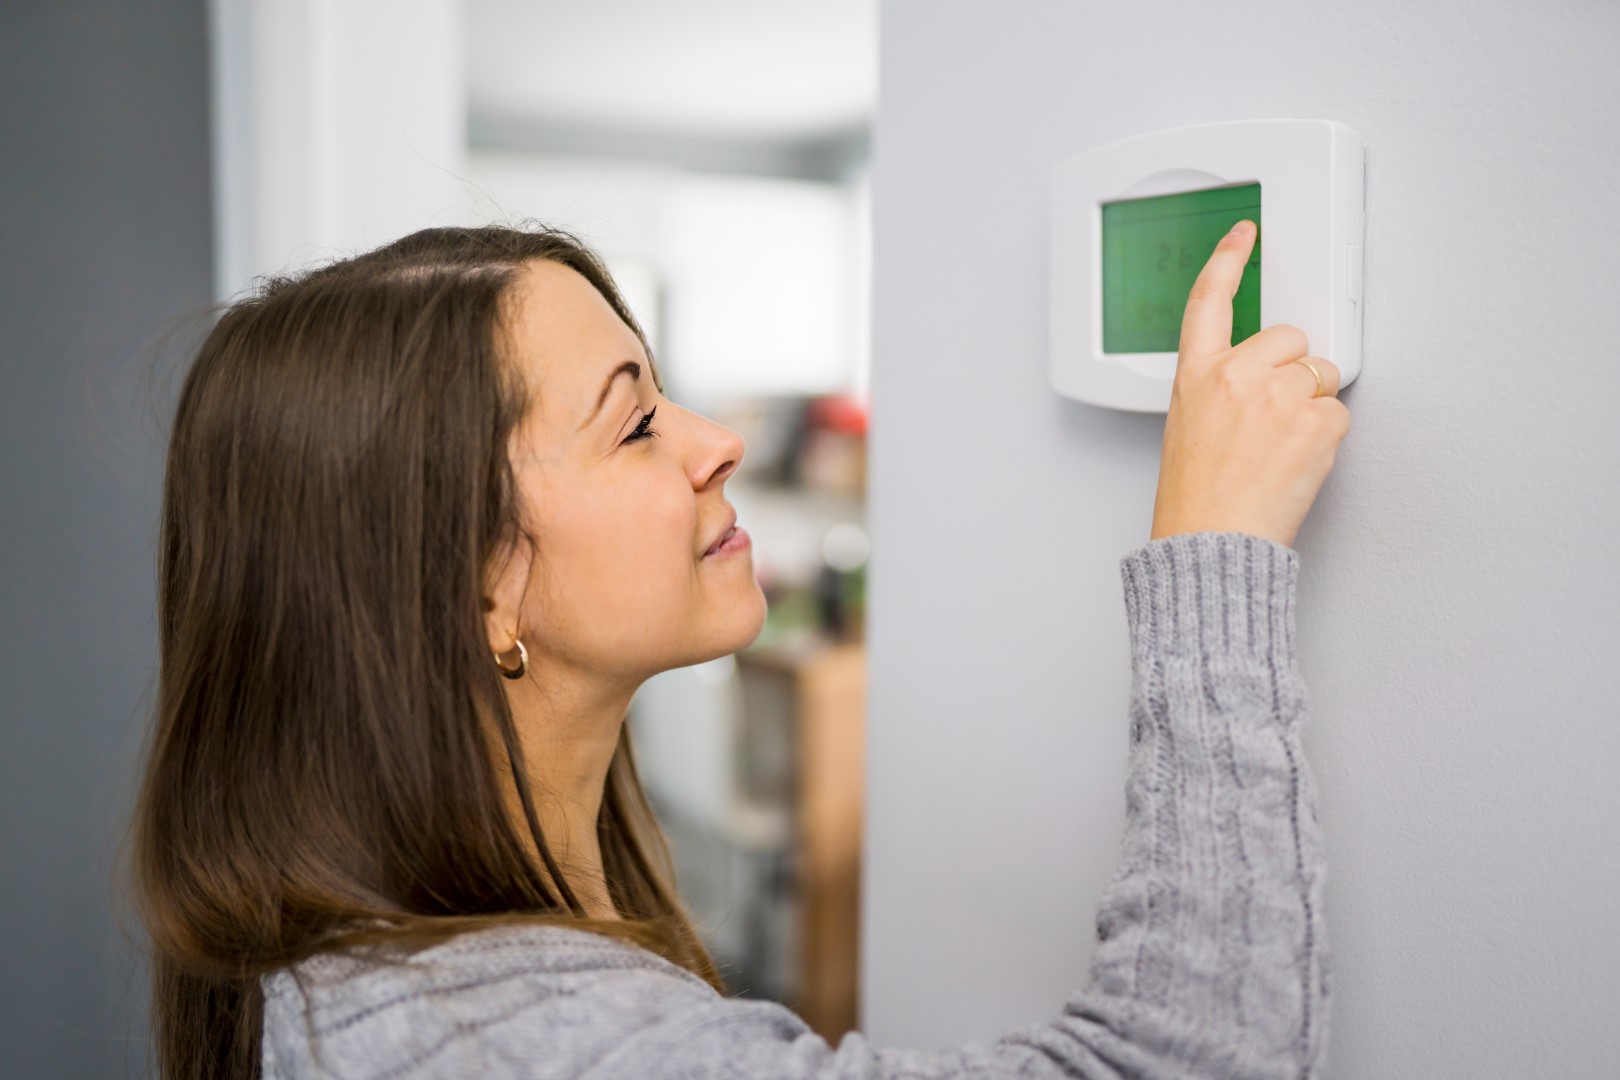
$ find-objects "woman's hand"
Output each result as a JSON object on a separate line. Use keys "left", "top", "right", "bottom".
{"left": 1149, "top": 220, "right": 1353, "bottom": 549}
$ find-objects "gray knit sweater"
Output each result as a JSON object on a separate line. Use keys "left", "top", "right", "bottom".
{"left": 262, "top": 531, "right": 1329, "bottom": 1079}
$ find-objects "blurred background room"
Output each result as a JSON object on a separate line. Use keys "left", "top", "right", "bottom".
{"left": 215, "top": 0, "right": 878, "bottom": 1044}
{"left": 3, "top": 1, "right": 874, "bottom": 1075}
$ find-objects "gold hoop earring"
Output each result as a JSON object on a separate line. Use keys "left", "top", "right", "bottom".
{"left": 495, "top": 637, "right": 528, "bottom": 680}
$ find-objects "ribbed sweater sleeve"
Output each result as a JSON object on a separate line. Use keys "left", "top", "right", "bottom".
{"left": 262, "top": 531, "right": 1330, "bottom": 1080}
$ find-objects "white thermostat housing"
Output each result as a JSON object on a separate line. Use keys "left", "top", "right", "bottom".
{"left": 1050, "top": 119, "right": 1365, "bottom": 413}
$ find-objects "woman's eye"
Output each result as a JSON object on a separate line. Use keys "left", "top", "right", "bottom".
{"left": 622, "top": 406, "right": 659, "bottom": 445}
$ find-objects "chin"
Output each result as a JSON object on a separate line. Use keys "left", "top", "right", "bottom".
{"left": 726, "top": 582, "right": 770, "bottom": 652}
{"left": 696, "top": 581, "right": 769, "bottom": 664}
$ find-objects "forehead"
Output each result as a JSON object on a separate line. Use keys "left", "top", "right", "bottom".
{"left": 502, "top": 259, "right": 649, "bottom": 440}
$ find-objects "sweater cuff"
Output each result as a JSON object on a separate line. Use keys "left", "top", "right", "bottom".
{"left": 1119, "top": 531, "right": 1299, "bottom": 666}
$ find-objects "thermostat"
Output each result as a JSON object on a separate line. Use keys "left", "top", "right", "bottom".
{"left": 1050, "top": 119, "right": 1364, "bottom": 413}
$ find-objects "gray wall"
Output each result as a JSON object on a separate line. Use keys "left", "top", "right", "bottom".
{"left": 1, "top": 3, "right": 213, "bottom": 1076}
{"left": 861, "top": 2, "right": 1620, "bottom": 1077}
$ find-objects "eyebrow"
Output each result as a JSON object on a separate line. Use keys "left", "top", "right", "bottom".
{"left": 578, "top": 360, "right": 641, "bottom": 433}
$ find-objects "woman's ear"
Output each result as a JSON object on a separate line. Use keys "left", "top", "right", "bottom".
{"left": 483, "top": 525, "right": 534, "bottom": 655}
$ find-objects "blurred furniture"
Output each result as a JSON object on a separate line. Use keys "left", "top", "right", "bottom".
{"left": 735, "top": 639, "right": 866, "bottom": 1042}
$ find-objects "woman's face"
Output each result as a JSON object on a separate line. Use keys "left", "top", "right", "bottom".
{"left": 487, "top": 259, "right": 766, "bottom": 684}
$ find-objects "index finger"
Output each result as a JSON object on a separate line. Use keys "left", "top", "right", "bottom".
{"left": 1178, "top": 220, "right": 1257, "bottom": 362}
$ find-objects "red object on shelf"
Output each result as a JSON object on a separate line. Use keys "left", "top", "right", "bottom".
{"left": 809, "top": 394, "right": 868, "bottom": 437}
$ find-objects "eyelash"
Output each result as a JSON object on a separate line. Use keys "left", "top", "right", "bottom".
{"left": 623, "top": 406, "right": 659, "bottom": 445}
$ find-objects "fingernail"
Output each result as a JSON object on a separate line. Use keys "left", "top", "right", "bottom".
{"left": 1228, "top": 220, "right": 1252, "bottom": 237}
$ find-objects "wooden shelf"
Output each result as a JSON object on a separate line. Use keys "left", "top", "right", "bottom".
{"left": 736, "top": 640, "right": 866, "bottom": 1043}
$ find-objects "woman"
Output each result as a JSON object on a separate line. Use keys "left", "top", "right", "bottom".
{"left": 131, "top": 220, "right": 1348, "bottom": 1078}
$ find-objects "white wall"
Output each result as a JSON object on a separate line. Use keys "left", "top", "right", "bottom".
{"left": 210, "top": 0, "right": 465, "bottom": 297}
{"left": 861, "top": 3, "right": 1620, "bottom": 1077}
{"left": 463, "top": 151, "right": 871, "bottom": 401}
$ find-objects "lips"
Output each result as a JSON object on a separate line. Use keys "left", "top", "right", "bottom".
{"left": 703, "top": 509, "right": 738, "bottom": 557}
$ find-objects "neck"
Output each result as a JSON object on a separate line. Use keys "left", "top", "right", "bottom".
{"left": 492, "top": 656, "right": 640, "bottom": 922}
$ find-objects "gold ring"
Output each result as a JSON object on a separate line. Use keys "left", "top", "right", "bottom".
{"left": 1290, "top": 358, "right": 1324, "bottom": 399}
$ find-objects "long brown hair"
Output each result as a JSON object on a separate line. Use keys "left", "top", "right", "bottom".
{"left": 130, "top": 226, "right": 723, "bottom": 1079}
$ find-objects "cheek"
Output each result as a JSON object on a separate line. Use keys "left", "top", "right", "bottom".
{"left": 529, "top": 484, "right": 698, "bottom": 633}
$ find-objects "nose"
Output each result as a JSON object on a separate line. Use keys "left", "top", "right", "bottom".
{"left": 693, "top": 414, "right": 745, "bottom": 490}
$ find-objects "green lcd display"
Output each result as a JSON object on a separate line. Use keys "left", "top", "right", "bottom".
{"left": 1101, "top": 182, "right": 1261, "bottom": 354}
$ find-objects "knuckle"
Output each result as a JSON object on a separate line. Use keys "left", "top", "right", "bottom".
{"left": 1273, "top": 324, "right": 1309, "bottom": 355}
{"left": 1309, "top": 401, "right": 1350, "bottom": 440}
{"left": 1328, "top": 400, "right": 1353, "bottom": 437}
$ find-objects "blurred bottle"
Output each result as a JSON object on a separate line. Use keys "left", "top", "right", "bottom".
{"left": 815, "top": 522, "right": 868, "bottom": 643}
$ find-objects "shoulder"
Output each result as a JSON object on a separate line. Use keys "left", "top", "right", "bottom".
{"left": 260, "top": 922, "right": 729, "bottom": 1079}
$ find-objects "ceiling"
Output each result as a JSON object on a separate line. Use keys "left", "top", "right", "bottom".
{"left": 465, "top": 0, "right": 877, "bottom": 141}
